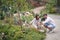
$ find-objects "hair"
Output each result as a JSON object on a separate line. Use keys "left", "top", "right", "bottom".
{"left": 35, "top": 14, "right": 39, "bottom": 18}
{"left": 35, "top": 14, "right": 40, "bottom": 20}
{"left": 43, "top": 14, "right": 47, "bottom": 16}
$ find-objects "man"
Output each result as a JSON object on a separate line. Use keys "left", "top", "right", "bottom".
{"left": 42, "top": 14, "right": 56, "bottom": 32}
{"left": 30, "top": 14, "right": 41, "bottom": 29}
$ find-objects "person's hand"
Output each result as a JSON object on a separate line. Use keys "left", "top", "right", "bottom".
{"left": 37, "top": 22, "right": 40, "bottom": 25}
{"left": 37, "top": 22, "right": 42, "bottom": 26}
{"left": 40, "top": 22, "right": 43, "bottom": 25}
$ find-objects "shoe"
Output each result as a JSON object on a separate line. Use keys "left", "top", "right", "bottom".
{"left": 47, "top": 30, "right": 52, "bottom": 33}
{"left": 47, "top": 29, "right": 55, "bottom": 33}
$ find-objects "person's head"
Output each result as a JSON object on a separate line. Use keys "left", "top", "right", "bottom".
{"left": 35, "top": 14, "right": 40, "bottom": 20}
{"left": 43, "top": 14, "right": 47, "bottom": 19}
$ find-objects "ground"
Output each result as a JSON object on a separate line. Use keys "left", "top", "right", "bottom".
{"left": 45, "top": 14, "right": 60, "bottom": 40}
{"left": 33, "top": 7, "right": 60, "bottom": 40}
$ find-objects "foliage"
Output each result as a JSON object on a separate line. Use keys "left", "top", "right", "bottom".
{"left": 0, "top": 22, "right": 46, "bottom": 40}
{"left": 0, "top": 0, "right": 33, "bottom": 12}
{"left": 0, "top": 0, "right": 33, "bottom": 20}
{"left": 57, "top": 0, "right": 60, "bottom": 6}
{"left": 40, "top": 0, "right": 57, "bottom": 14}
{"left": 45, "top": 0, "right": 57, "bottom": 13}
{"left": 21, "top": 14, "right": 34, "bottom": 23}
{"left": 0, "top": 11, "right": 5, "bottom": 20}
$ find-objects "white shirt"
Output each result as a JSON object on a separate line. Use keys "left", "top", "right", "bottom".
{"left": 43, "top": 17, "right": 56, "bottom": 26}
{"left": 30, "top": 18, "right": 41, "bottom": 26}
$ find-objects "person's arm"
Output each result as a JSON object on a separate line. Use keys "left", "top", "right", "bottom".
{"left": 43, "top": 18, "right": 50, "bottom": 24}
{"left": 30, "top": 18, "right": 35, "bottom": 24}
{"left": 37, "top": 19, "right": 42, "bottom": 25}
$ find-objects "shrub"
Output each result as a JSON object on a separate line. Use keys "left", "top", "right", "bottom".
{"left": 0, "top": 23, "right": 46, "bottom": 40}
{"left": 0, "top": 12, "right": 5, "bottom": 20}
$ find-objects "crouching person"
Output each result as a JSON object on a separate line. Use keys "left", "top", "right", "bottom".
{"left": 42, "top": 14, "right": 56, "bottom": 33}
{"left": 30, "top": 14, "right": 41, "bottom": 30}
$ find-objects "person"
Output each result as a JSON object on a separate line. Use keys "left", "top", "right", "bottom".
{"left": 30, "top": 14, "right": 41, "bottom": 29}
{"left": 42, "top": 14, "right": 56, "bottom": 32}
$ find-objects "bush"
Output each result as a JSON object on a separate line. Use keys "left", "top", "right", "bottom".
{"left": 0, "top": 23, "right": 46, "bottom": 40}
{"left": 0, "top": 12, "right": 5, "bottom": 20}
{"left": 41, "top": 0, "right": 57, "bottom": 14}
{"left": 49, "top": 7, "right": 56, "bottom": 13}
{"left": 21, "top": 13, "right": 34, "bottom": 23}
